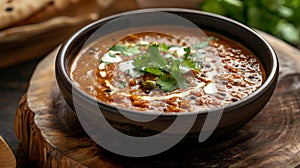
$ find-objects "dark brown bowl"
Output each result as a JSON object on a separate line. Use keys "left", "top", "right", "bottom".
{"left": 55, "top": 8, "right": 278, "bottom": 156}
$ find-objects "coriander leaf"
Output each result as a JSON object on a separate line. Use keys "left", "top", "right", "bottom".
{"left": 100, "top": 60, "right": 111, "bottom": 64}
{"left": 208, "top": 36, "right": 216, "bottom": 41}
{"left": 110, "top": 44, "right": 141, "bottom": 56}
{"left": 170, "top": 59, "right": 189, "bottom": 89}
{"left": 147, "top": 45, "right": 168, "bottom": 68}
{"left": 143, "top": 67, "right": 163, "bottom": 76}
{"left": 133, "top": 43, "right": 192, "bottom": 92}
{"left": 157, "top": 76, "right": 178, "bottom": 92}
{"left": 133, "top": 44, "right": 169, "bottom": 70}
{"left": 182, "top": 47, "right": 200, "bottom": 71}
{"left": 193, "top": 41, "right": 209, "bottom": 49}
{"left": 183, "top": 47, "right": 191, "bottom": 58}
{"left": 118, "top": 81, "right": 127, "bottom": 89}
{"left": 160, "top": 43, "right": 169, "bottom": 51}
{"left": 181, "top": 58, "right": 198, "bottom": 71}
{"left": 195, "top": 61, "right": 203, "bottom": 70}
{"left": 132, "top": 55, "right": 153, "bottom": 69}
{"left": 109, "top": 53, "right": 117, "bottom": 58}
{"left": 150, "top": 42, "right": 159, "bottom": 47}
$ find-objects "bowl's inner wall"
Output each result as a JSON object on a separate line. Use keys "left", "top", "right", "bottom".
{"left": 64, "top": 11, "right": 273, "bottom": 78}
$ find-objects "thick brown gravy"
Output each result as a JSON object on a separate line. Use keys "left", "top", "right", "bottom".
{"left": 70, "top": 26, "right": 265, "bottom": 113}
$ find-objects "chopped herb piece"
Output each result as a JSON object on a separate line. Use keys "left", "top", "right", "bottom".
{"left": 160, "top": 43, "right": 169, "bottom": 51}
{"left": 150, "top": 42, "right": 159, "bottom": 47}
{"left": 169, "top": 59, "right": 189, "bottom": 89}
{"left": 183, "top": 47, "right": 191, "bottom": 58}
{"left": 193, "top": 41, "right": 209, "bottom": 49}
{"left": 100, "top": 60, "right": 111, "bottom": 64}
{"left": 157, "top": 76, "right": 178, "bottom": 92}
{"left": 195, "top": 61, "right": 203, "bottom": 69}
{"left": 143, "top": 67, "right": 163, "bottom": 76}
{"left": 182, "top": 47, "right": 200, "bottom": 71}
{"left": 118, "top": 81, "right": 127, "bottom": 89}
{"left": 110, "top": 44, "right": 141, "bottom": 56}
{"left": 109, "top": 53, "right": 117, "bottom": 58}
{"left": 181, "top": 58, "right": 198, "bottom": 71}
{"left": 133, "top": 45, "right": 167, "bottom": 70}
{"left": 147, "top": 45, "right": 168, "bottom": 68}
{"left": 132, "top": 43, "right": 201, "bottom": 92}
{"left": 208, "top": 36, "right": 216, "bottom": 41}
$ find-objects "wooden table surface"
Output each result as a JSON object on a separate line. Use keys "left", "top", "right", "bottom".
{"left": 0, "top": 59, "right": 40, "bottom": 167}
{"left": 9, "top": 31, "right": 300, "bottom": 168}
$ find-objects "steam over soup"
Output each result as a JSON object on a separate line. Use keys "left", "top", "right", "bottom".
{"left": 70, "top": 26, "right": 266, "bottom": 113}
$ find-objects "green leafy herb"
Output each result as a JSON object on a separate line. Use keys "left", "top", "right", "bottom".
{"left": 109, "top": 53, "right": 117, "bottom": 58}
{"left": 199, "top": 0, "right": 300, "bottom": 45}
{"left": 183, "top": 47, "right": 191, "bottom": 58}
{"left": 169, "top": 59, "right": 189, "bottom": 89}
{"left": 132, "top": 44, "right": 194, "bottom": 92}
{"left": 133, "top": 44, "right": 168, "bottom": 70}
{"left": 193, "top": 41, "right": 209, "bottom": 49}
{"left": 110, "top": 44, "right": 142, "bottom": 56}
{"left": 100, "top": 60, "right": 111, "bottom": 64}
{"left": 118, "top": 81, "right": 127, "bottom": 89}
{"left": 208, "top": 36, "right": 216, "bottom": 41}
{"left": 181, "top": 47, "right": 200, "bottom": 71}
{"left": 160, "top": 43, "right": 169, "bottom": 51}
{"left": 143, "top": 67, "right": 164, "bottom": 76}
{"left": 156, "top": 75, "right": 178, "bottom": 92}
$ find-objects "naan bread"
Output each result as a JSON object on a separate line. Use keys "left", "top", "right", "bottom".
{"left": 0, "top": 0, "right": 51, "bottom": 29}
{"left": 18, "top": 0, "right": 82, "bottom": 25}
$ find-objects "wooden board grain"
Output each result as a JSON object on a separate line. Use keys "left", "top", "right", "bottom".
{"left": 0, "top": 136, "right": 16, "bottom": 168}
{"left": 14, "top": 32, "right": 300, "bottom": 167}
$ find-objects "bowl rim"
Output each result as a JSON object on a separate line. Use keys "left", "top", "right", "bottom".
{"left": 57, "top": 8, "right": 279, "bottom": 117}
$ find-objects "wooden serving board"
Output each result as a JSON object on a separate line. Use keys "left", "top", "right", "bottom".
{"left": 15, "top": 32, "right": 300, "bottom": 167}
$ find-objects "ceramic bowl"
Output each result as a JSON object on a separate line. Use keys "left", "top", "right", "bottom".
{"left": 56, "top": 8, "right": 278, "bottom": 151}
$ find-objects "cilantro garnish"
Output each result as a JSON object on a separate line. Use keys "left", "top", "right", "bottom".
{"left": 110, "top": 44, "right": 141, "bottom": 56}
{"left": 132, "top": 43, "right": 199, "bottom": 92}
{"left": 156, "top": 75, "right": 179, "bottom": 92}
{"left": 193, "top": 41, "right": 209, "bottom": 49}
{"left": 160, "top": 43, "right": 169, "bottom": 52}
{"left": 132, "top": 43, "right": 168, "bottom": 71}
{"left": 183, "top": 47, "right": 191, "bottom": 58}
{"left": 169, "top": 59, "right": 189, "bottom": 89}
{"left": 181, "top": 47, "right": 200, "bottom": 71}
{"left": 109, "top": 53, "right": 117, "bottom": 58}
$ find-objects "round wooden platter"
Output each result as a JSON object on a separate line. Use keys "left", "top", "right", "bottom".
{"left": 15, "top": 32, "right": 300, "bottom": 168}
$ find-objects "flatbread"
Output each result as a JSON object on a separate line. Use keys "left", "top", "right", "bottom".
{"left": 0, "top": 0, "right": 51, "bottom": 29}
{"left": 17, "top": 0, "right": 83, "bottom": 25}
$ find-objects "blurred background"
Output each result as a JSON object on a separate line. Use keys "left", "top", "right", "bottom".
{"left": 199, "top": 0, "right": 300, "bottom": 47}
{"left": 139, "top": 0, "right": 300, "bottom": 47}
{"left": 1, "top": 0, "right": 299, "bottom": 68}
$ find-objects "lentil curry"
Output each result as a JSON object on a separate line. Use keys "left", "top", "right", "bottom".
{"left": 70, "top": 26, "right": 265, "bottom": 113}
